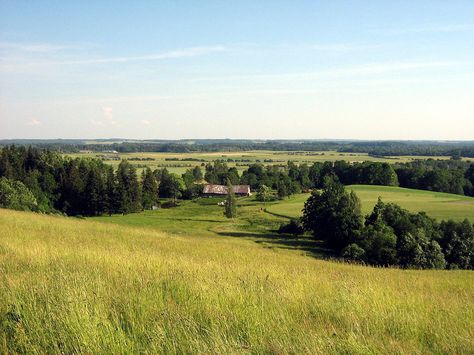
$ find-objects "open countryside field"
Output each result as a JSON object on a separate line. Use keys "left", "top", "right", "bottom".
{"left": 1, "top": 208, "right": 473, "bottom": 353}
{"left": 267, "top": 185, "right": 474, "bottom": 221}
{"left": 64, "top": 150, "right": 471, "bottom": 175}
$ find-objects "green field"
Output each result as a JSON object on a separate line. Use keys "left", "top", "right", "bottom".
{"left": 1, "top": 208, "right": 473, "bottom": 353}
{"left": 65, "top": 150, "right": 469, "bottom": 175}
{"left": 268, "top": 185, "right": 474, "bottom": 221}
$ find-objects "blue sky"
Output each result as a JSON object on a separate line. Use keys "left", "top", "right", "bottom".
{"left": 1, "top": 0, "right": 473, "bottom": 139}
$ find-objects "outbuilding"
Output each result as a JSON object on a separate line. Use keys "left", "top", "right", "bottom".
{"left": 202, "top": 184, "right": 251, "bottom": 197}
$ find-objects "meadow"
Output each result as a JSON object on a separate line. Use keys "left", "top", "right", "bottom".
{"left": 268, "top": 185, "right": 474, "bottom": 221}
{"left": 65, "top": 150, "right": 467, "bottom": 174}
{"left": 1, "top": 208, "right": 473, "bottom": 354}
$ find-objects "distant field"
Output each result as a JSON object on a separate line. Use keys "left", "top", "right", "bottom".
{"left": 1, "top": 208, "right": 473, "bottom": 353}
{"left": 64, "top": 150, "right": 468, "bottom": 174}
{"left": 267, "top": 185, "right": 474, "bottom": 221}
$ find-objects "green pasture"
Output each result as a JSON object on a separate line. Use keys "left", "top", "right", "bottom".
{"left": 267, "top": 185, "right": 474, "bottom": 221}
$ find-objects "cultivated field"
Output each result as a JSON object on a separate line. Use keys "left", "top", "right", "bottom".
{"left": 268, "top": 185, "right": 474, "bottom": 221}
{"left": 65, "top": 150, "right": 468, "bottom": 175}
{"left": 1, "top": 208, "right": 473, "bottom": 353}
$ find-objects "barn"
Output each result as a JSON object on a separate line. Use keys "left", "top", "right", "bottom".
{"left": 202, "top": 184, "right": 251, "bottom": 197}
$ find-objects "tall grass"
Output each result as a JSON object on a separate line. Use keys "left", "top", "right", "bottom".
{"left": 1, "top": 209, "right": 473, "bottom": 353}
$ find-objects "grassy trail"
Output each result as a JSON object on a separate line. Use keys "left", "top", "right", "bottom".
{"left": 1, "top": 209, "right": 473, "bottom": 353}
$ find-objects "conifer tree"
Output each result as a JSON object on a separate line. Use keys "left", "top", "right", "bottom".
{"left": 224, "top": 179, "right": 237, "bottom": 218}
{"left": 141, "top": 167, "right": 158, "bottom": 209}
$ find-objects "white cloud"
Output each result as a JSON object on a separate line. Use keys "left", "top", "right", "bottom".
{"left": 27, "top": 118, "right": 41, "bottom": 126}
{"left": 141, "top": 120, "right": 151, "bottom": 125}
{"left": 58, "top": 46, "right": 226, "bottom": 65}
{"left": 91, "top": 106, "right": 119, "bottom": 127}
{"left": 0, "top": 41, "right": 73, "bottom": 53}
{"left": 378, "top": 24, "right": 474, "bottom": 35}
{"left": 193, "top": 61, "right": 461, "bottom": 82}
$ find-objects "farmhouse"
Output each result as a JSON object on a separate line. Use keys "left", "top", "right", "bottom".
{"left": 202, "top": 184, "right": 251, "bottom": 197}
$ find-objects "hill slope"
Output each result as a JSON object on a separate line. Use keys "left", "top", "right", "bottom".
{"left": 1, "top": 209, "right": 473, "bottom": 353}
{"left": 267, "top": 185, "right": 474, "bottom": 221}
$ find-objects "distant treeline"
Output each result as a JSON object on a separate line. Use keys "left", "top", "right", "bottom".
{"left": 343, "top": 141, "right": 474, "bottom": 158}
{"left": 1, "top": 146, "right": 474, "bottom": 218}
{"left": 2, "top": 139, "right": 474, "bottom": 157}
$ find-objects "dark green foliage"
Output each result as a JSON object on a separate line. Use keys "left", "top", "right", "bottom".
{"left": 342, "top": 243, "right": 366, "bottom": 261}
{"left": 301, "top": 183, "right": 470, "bottom": 269}
{"left": 224, "top": 179, "right": 237, "bottom": 218}
{"left": 116, "top": 161, "right": 142, "bottom": 213}
{"left": 439, "top": 219, "right": 474, "bottom": 269}
{"left": 158, "top": 169, "right": 184, "bottom": 203}
{"left": 277, "top": 181, "right": 288, "bottom": 199}
{"left": 205, "top": 162, "right": 239, "bottom": 185}
{"left": 358, "top": 220, "right": 399, "bottom": 266}
{"left": 0, "top": 146, "right": 146, "bottom": 216}
{"left": 141, "top": 168, "right": 158, "bottom": 210}
{"left": 302, "top": 177, "right": 362, "bottom": 251}
{"left": 181, "top": 168, "right": 203, "bottom": 200}
{"left": 278, "top": 219, "right": 304, "bottom": 237}
{"left": 397, "top": 230, "right": 446, "bottom": 269}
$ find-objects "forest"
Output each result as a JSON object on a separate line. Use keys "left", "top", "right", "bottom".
{"left": 2, "top": 139, "right": 474, "bottom": 157}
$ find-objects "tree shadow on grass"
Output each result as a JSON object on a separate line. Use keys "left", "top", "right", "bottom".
{"left": 215, "top": 231, "right": 335, "bottom": 259}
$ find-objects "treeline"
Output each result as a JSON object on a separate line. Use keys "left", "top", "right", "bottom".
{"left": 0, "top": 146, "right": 193, "bottom": 216}
{"left": 234, "top": 160, "right": 474, "bottom": 197}
{"left": 2, "top": 139, "right": 474, "bottom": 156}
{"left": 301, "top": 178, "right": 473, "bottom": 270}
{"left": 343, "top": 141, "right": 474, "bottom": 157}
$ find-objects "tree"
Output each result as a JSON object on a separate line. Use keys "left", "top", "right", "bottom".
{"left": 224, "top": 179, "right": 237, "bottom": 218}
{"left": 342, "top": 243, "right": 366, "bottom": 262}
{"left": 439, "top": 219, "right": 474, "bottom": 269}
{"left": 168, "top": 174, "right": 184, "bottom": 205}
{"left": 141, "top": 167, "right": 158, "bottom": 209}
{"left": 302, "top": 177, "right": 362, "bottom": 251}
{"left": 116, "top": 160, "right": 141, "bottom": 213}
{"left": 0, "top": 177, "right": 37, "bottom": 211}
{"left": 104, "top": 165, "right": 117, "bottom": 215}
{"left": 278, "top": 219, "right": 304, "bottom": 237}
{"left": 397, "top": 229, "right": 446, "bottom": 269}
{"left": 277, "top": 180, "right": 288, "bottom": 199}
{"left": 84, "top": 164, "right": 107, "bottom": 216}
{"left": 358, "top": 220, "right": 398, "bottom": 265}
{"left": 192, "top": 166, "right": 203, "bottom": 181}
{"left": 256, "top": 184, "right": 272, "bottom": 205}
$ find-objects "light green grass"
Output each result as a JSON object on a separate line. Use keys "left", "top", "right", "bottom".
{"left": 1, "top": 208, "right": 473, "bottom": 353}
{"left": 267, "top": 185, "right": 474, "bottom": 221}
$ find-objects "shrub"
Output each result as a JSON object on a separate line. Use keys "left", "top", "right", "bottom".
{"left": 0, "top": 177, "right": 37, "bottom": 211}
{"left": 278, "top": 219, "right": 304, "bottom": 237}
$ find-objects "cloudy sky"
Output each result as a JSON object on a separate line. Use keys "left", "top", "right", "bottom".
{"left": 0, "top": 0, "right": 473, "bottom": 140}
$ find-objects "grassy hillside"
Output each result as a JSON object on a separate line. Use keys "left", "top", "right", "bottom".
{"left": 268, "top": 185, "right": 474, "bottom": 221}
{"left": 1, "top": 209, "right": 473, "bottom": 353}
